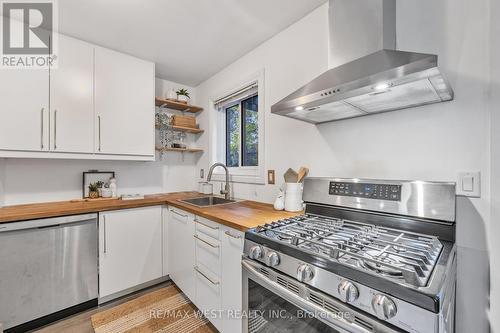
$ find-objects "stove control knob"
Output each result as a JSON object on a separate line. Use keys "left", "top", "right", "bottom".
{"left": 249, "top": 245, "right": 263, "bottom": 260}
{"left": 371, "top": 294, "right": 397, "bottom": 320}
{"left": 297, "top": 264, "right": 314, "bottom": 282}
{"left": 338, "top": 280, "right": 359, "bottom": 303}
{"left": 265, "top": 252, "right": 280, "bottom": 267}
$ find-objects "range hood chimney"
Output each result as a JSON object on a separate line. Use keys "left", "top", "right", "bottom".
{"left": 271, "top": 0, "right": 453, "bottom": 124}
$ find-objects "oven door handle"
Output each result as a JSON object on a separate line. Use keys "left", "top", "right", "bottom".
{"left": 242, "top": 259, "right": 372, "bottom": 333}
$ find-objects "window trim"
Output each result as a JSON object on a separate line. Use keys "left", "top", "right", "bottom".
{"left": 209, "top": 69, "right": 265, "bottom": 184}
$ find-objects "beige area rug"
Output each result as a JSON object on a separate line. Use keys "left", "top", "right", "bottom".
{"left": 91, "top": 285, "right": 217, "bottom": 333}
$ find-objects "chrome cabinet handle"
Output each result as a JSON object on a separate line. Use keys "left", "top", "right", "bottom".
{"left": 195, "top": 218, "right": 219, "bottom": 230}
{"left": 40, "top": 108, "right": 44, "bottom": 149}
{"left": 194, "top": 234, "right": 219, "bottom": 248}
{"left": 194, "top": 266, "right": 220, "bottom": 285}
{"left": 170, "top": 209, "right": 188, "bottom": 219}
{"left": 225, "top": 230, "right": 242, "bottom": 239}
{"left": 98, "top": 116, "right": 101, "bottom": 151}
{"left": 53, "top": 110, "right": 57, "bottom": 150}
{"left": 103, "top": 215, "right": 107, "bottom": 254}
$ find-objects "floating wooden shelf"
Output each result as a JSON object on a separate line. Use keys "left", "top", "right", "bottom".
{"left": 156, "top": 147, "right": 204, "bottom": 153}
{"left": 155, "top": 97, "right": 203, "bottom": 113}
{"left": 155, "top": 124, "right": 204, "bottom": 134}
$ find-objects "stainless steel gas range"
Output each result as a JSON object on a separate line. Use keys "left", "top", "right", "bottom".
{"left": 242, "top": 178, "right": 457, "bottom": 333}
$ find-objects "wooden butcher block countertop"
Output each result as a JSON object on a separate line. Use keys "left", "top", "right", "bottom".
{"left": 0, "top": 192, "right": 302, "bottom": 231}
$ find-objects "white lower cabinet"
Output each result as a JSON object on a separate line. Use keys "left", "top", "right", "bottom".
{"left": 221, "top": 226, "right": 245, "bottom": 333}
{"left": 194, "top": 265, "right": 222, "bottom": 330}
{"left": 194, "top": 223, "right": 223, "bottom": 331}
{"left": 167, "top": 207, "right": 196, "bottom": 301}
{"left": 162, "top": 206, "right": 169, "bottom": 276}
{"left": 99, "top": 206, "right": 163, "bottom": 299}
{"left": 166, "top": 208, "right": 245, "bottom": 333}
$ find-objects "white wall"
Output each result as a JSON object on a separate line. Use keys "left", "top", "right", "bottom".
{"left": 0, "top": 155, "right": 197, "bottom": 205}
{"left": 155, "top": 78, "right": 196, "bottom": 102}
{"left": 195, "top": 2, "right": 492, "bottom": 331}
{"left": 0, "top": 78, "right": 198, "bottom": 206}
{"left": 195, "top": 4, "right": 331, "bottom": 202}
{"left": 489, "top": 0, "right": 499, "bottom": 329}
{"left": 0, "top": 159, "right": 5, "bottom": 206}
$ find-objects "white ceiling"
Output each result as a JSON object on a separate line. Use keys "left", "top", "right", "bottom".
{"left": 58, "top": 0, "right": 328, "bottom": 86}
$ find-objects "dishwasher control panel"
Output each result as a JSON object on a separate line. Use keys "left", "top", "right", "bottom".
{"left": 329, "top": 181, "right": 401, "bottom": 201}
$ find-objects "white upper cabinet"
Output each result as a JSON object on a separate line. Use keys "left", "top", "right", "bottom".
{"left": 0, "top": 33, "right": 155, "bottom": 160}
{"left": 50, "top": 34, "right": 94, "bottom": 153}
{"left": 0, "top": 67, "right": 49, "bottom": 152}
{"left": 94, "top": 47, "right": 155, "bottom": 157}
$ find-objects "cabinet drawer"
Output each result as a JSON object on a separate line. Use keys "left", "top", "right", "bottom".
{"left": 195, "top": 232, "right": 221, "bottom": 276}
{"left": 194, "top": 216, "right": 220, "bottom": 240}
{"left": 169, "top": 207, "right": 194, "bottom": 224}
{"left": 194, "top": 265, "right": 222, "bottom": 331}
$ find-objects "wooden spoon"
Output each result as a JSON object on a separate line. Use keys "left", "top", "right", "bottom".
{"left": 297, "top": 167, "right": 309, "bottom": 183}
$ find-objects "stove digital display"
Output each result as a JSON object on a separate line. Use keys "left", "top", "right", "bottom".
{"left": 329, "top": 182, "right": 401, "bottom": 201}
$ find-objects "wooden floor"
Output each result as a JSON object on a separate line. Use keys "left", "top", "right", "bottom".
{"left": 30, "top": 282, "right": 173, "bottom": 333}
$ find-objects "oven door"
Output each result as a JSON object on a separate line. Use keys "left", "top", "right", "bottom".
{"left": 242, "top": 259, "right": 400, "bottom": 333}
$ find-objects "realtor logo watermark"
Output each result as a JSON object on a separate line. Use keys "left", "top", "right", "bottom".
{"left": 1, "top": 0, "right": 58, "bottom": 68}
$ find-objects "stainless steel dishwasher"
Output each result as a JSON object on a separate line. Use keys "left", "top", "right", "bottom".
{"left": 0, "top": 213, "right": 98, "bottom": 332}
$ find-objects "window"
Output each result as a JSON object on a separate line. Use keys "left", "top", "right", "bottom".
{"left": 211, "top": 71, "right": 265, "bottom": 184}
{"left": 225, "top": 95, "right": 259, "bottom": 167}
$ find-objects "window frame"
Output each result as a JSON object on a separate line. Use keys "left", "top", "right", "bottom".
{"left": 224, "top": 95, "right": 259, "bottom": 168}
{"left": 209, "top": 70, "right": 265, "bottom": 184}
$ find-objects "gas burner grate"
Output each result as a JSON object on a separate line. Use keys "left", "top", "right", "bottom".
{"left": 254, "top": 214, "right": 443, "bottom": 287}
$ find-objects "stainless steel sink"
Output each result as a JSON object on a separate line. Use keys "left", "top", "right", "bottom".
{"left": 180, "top": 196, "right": 236, "bottom": 207}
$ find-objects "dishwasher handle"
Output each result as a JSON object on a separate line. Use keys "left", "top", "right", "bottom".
{"left": 0, "top": 213, "right": 98, "bottom": 233}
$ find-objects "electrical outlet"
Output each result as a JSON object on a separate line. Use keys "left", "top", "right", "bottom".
{"left": 268, "top": 170, "right": 275, "bottom": 184}
{"left": 200, "top": 169, "right": 204, "bottom": 179}
{"left": 457, "top": 171, "right": 481, "bottom": 197}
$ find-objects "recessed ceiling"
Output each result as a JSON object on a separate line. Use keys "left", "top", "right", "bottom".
{"left": 58, "top": 0, "right": 328, "bottom": 86}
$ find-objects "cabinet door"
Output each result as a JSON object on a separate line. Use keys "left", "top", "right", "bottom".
{"left": 162, "top": 206, "right": 169, "bottom": 276}
{"left": 221, "top": 226, "right": 245, "bottom": 333}
{"left": 0, "top": 68, "right": 49, "bottom": 152}
{"left": 99, "top": 206, "right": 162, "bottom": 298}
{"left": 50, "top": 34, "right": 94, "bottom": 153}
{"left": 167, "top": 207, "right": 195, "bottom": 301}
{"left": 94, "top": 47, "right": 155, "bottom": 157}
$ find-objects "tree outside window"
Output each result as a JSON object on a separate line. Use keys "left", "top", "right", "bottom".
{"left": 225, "top": 95, "right": 258, "bottom": 167}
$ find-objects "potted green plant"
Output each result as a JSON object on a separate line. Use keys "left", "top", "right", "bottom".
{"left": 88, "top": 182, "right": 99, "bottom": 199}
{"left": 176, "top": 88, "right": 190, "bottom": 104}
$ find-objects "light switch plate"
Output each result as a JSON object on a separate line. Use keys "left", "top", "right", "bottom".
{"left": 268, "top": 170, "right": 275, "bottom": 184}
{"left": 457, "top": 171, "right": 481, "bottom": 197}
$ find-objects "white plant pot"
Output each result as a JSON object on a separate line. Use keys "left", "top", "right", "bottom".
{"left": 177, "top": 95, "right": 189, "bottom": 103}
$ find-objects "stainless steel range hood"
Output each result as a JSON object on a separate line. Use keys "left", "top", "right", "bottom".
{"left": 271, "top": 1, "right": 454, "bottom": 124}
